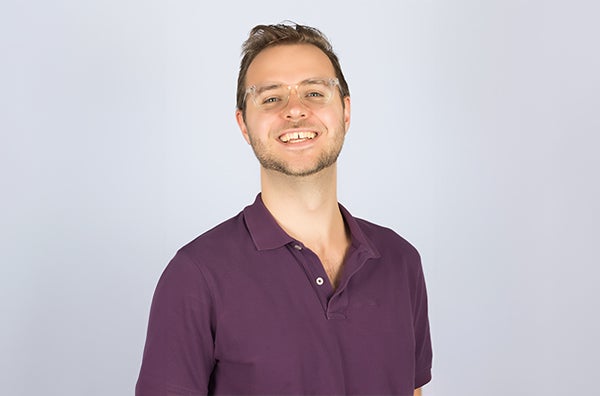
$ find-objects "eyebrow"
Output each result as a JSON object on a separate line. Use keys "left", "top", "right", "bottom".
{"left": 254, "top": 83, "right": 282, "bottom": 94}
{"left": 253, "top": 78, "right": 331, "bottom": 93}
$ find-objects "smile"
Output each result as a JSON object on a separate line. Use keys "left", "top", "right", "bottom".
{"left": 279, "top": 131, "right": 318, "bottom": 143}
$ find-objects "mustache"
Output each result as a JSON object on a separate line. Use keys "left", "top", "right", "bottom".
{"left": 282, "top": 121, "right": 319, "bottom": 130}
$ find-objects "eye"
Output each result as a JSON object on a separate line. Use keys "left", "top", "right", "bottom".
{"left": 306, "top": 91, "right": 325, "bottom": 98}
{"left": 262, "top": 96, "right": 281, "bottom": 104}
{"left": 300, "top": 81, "right": 331, "bottom": 102}
{"left": 303, "top": 88, "right": 329, "bottom": 103}
{"left": 254, "top": 85, "right": 286, "bottom": 107}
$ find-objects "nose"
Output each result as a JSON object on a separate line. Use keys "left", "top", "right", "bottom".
{"left": 282, "top": 87, "right": 308, "bottom": 120}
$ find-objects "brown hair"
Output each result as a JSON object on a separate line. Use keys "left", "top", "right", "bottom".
{"left": 236, "top": 23, "right": 350, "bottom": 115}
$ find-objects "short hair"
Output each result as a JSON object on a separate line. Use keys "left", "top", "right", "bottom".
{"left": 236, "top": 23, "right": 350, "bottom": 115}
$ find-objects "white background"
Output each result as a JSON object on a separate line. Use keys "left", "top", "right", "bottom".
{"left": 2, "top": 1, "right": 599, "bottom": 395}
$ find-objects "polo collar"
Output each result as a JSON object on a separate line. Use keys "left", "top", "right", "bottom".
{"left": 243, "top": 194, "right": 295, "bottom": 250}
{"left": 339, "top": 203, "right": 380, "bottom": 259}
{"left": 243, "top": 193, "right": 380, "bottom": 259}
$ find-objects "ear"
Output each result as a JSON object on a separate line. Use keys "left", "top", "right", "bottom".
{"left": 235, "top": 109, "right": 251, "bottom": 145}
{"left": 343, "top": 96, "right": 351, "bottom": 133}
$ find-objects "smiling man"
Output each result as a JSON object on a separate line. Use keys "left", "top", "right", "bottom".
{"left": 136, "top": 23, "right": 432, "bottom": 396}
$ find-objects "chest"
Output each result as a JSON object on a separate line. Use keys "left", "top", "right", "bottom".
{"left": 319, "top": 249, "right": 346, "bottom": 288}
{"left": 209, "top": 252, "right": 417, "bottom": 394}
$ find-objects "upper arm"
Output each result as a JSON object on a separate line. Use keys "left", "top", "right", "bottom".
{"left": 136, "top": 251, "right": 216, "bottom": 395}
{"left": 412, "top": 253, "right": 433, "bottom": 388}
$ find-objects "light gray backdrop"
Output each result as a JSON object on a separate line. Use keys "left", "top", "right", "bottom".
{"left": 2, "top": 1, "right": 598, "bottom": 395}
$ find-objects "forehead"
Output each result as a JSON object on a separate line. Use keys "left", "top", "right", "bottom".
{"left": 246, "top": 44, "right": 335, "bottom": 85}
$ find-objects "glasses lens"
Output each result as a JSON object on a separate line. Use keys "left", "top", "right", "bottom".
{"left": 253, "top": 85, "right": 288, "bottom": 111}
{"left": 298, "top": 80, "right": 334, "bottom": 106}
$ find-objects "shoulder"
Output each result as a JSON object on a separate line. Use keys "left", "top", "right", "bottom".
{"left": 155, "top": 211, "right": 251, "bottom": 292}
{"left": 181, "top": 211, "right": 248, "bottom": 255}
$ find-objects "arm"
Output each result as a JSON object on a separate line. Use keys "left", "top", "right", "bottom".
{"left": 412, "top": 252, "right": 433, "bottom": 391}
{"left": 136, "top": 251, "right": 215, "bottom": 395}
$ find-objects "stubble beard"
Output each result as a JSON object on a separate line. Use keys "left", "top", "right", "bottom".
{"left": 247, "top": 121, "right": 346, "bottom": 177}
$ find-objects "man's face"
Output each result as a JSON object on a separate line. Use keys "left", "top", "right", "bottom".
{"left": 236, "top": 44, "right": 351, "bottom": 177}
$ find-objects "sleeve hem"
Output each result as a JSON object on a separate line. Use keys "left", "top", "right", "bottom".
{"left": 415, "top": 367, "right": 432, "bottom": 389}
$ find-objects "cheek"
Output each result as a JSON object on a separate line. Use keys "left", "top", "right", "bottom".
{"left": 315, "top": 108, "right": 345, "bottom": 129}
{"left": 247, "top": 114, "right": 289, "bottom": 138}
{"left": 244, "top": 114, "right": 269, "bottom": 135}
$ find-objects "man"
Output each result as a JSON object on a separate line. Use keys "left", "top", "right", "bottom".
{"left": 136, "top": 23, "right": 432, "bottom": 396}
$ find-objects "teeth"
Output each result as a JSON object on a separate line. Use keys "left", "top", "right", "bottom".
{"left": 280, "top": 131, "right": 317, "bottom": 143}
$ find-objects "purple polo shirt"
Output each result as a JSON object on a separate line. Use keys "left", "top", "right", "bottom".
{"left": 136, "top": 194, "right": 432, "bottom": 395}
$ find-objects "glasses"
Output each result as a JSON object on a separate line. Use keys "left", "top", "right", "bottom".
{"left": 245, "top": 78, "right": 340, "bottom": 112}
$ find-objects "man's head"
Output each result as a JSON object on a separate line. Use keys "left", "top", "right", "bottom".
{"left": 236, "top": 23, "right": 350, "bottom": 117}
{"left": 235, "top": 23, "right": 351, "bottom": 178}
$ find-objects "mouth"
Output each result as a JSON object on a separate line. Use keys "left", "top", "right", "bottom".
{"left": 278, "top": 130, "right": 318, "bottom": 144}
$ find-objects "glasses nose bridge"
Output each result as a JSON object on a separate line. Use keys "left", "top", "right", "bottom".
{"left": 284, "top": 83, "right": 307, "bottom": 109}
{"left": 281, "top": 85, "right": 308, "bottom": 119}
{"left": 286, "top": 83, "right": 301, "bottom": 103}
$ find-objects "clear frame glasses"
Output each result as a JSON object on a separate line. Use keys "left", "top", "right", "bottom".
{"left": 245, "top": 78, "right": 340, "bottom": 112}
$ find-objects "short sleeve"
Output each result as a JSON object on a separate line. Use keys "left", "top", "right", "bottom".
{"left": 413, "top": 255, "right": 433, "bottom": 388}
{"left": 136, "top": 251, "right": 216, "bottom": 396}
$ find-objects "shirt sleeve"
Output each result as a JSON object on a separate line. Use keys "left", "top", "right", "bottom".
{"left": 413, "top": 257, "right": 433, "bottom": 389}
{"left": 136, "top": 251, "right": 216, "bottom": 396}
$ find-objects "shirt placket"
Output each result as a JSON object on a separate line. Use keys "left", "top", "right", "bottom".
{"left": 288, "top": 241, "right": 370, "bottom": 320}
{"left": 288, "top": 241, "right": 335, "bottom": 313}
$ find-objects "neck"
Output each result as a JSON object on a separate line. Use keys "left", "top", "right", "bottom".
{"left": 260, "top": 164, "right": 343, "bottom": 247}
{"left": 260, "top": 164, "right": 351, "bottom": 289}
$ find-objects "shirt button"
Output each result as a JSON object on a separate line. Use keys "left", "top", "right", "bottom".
{"left": 293, "top": 244, "right": 302, "bottom": 250}
{"left": 316, "top": 277, "right": 324, "bottom": 285}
